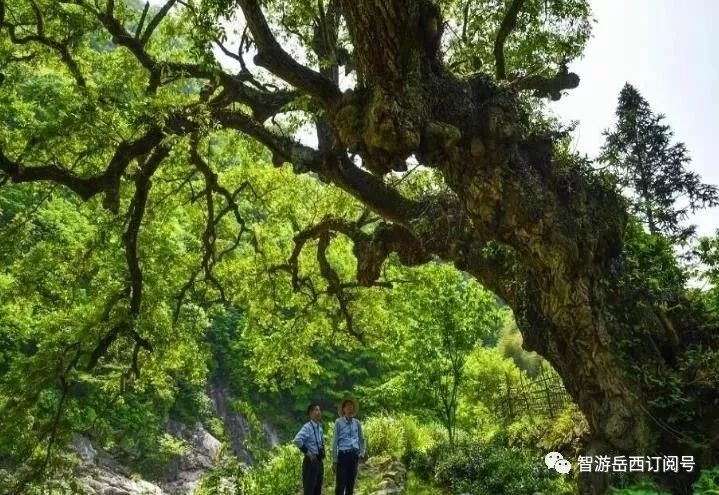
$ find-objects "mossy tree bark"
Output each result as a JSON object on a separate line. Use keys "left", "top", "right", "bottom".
{"left": 288, "top": 2, "right": 716, "bottom": 493}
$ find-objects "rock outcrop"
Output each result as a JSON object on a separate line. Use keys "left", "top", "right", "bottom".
{"left": 162, "top": 422, "right": 223, "bottom": 494}
{"left": 73, "top": 434, "right": 165, "bottom": 495}
{"left": 364, "top": 457, "right": 407, "bottom": 495}
{"left": 208, "top": 382, "right": 254, "bottom": 464}
{"left": 72, "top": 421, "right": 225, "bottom": 495}
{"left": 66, "top": 381, "right": 284, "bottom": 495}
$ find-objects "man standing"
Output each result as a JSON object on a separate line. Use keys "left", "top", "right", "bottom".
{"left": 293, "top": 403, "right": 326, "bottom": 495}
{"left": 332, "top": 398, "right": 366, "bottom": 495}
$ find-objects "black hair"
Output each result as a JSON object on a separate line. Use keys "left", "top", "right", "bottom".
{"left": 341, "top": 399, "right": 354, "bottom": 409}
{"left": 307, "top": 403, "right": 321, "bottom": 415}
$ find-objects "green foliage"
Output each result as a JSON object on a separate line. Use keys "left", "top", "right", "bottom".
{"left": 170, "top": 382, "right": 216, "bottom": 427}
{"left": 231, "top": 399, "right": 270, "bottom": 459}
{"left": 441, "top": 0, "right": 592, "bottom": 78}
{"left": 405, "top": 472, "right": 443, "bottom": 494}
{"left": 0, "top": 177, "right": 213, "bottom": 486}
{"left": 458, "top": 346, "right": 522, "bottom": 437}
{"left": 195, "top": 456, "right": 241, "bottom": 495}
{"left": 359, "top": 415, "right": 406, "bottom": 460}
{"left": 373, "top": 263, "right": 502, "bottom": 444}
{"left": 535, "top": 406, "right": 588, "bottom": 454}
{"left": 143, "top": 433, "right": 192, "bottom": 479}
{"left": 621, "top": 218, "right": 687, "bottom": 304}
{"left": 405, "top": 433, "right": 450, "bottom": 483}
{"left": 4, "top": 3, "right": 711, "bottom": 494}
{"left": 693, "top": 233, "right": 719, "bottom": 321}
{"left": 195, "top": 0, "right": 592, "bottom": 82}
{"left": 197, "top": 444, "right": 303, "bottom": 495}
{"left": 361, "top": 411, "right": 582, "bottom": 495}
{"left": 693, "top": 466, "right": 719, "bottom": 494}
{"left": 236, "top": 444, "right": 303, "bottom": 495}
{"left": 430, "top": 435, "right": 573, "bottom": 495}
{"left": 607, "top": 219, "right": 719, "bottom": 448}
{"left": 362, "top": 414, "right": 444, "bottom": 463}
{"left": 606, "top": 469, "right": 719, "bottom": 495}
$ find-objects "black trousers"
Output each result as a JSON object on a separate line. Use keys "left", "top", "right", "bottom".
{"left": 303, "top": 455, "right": 324, "bottom": 495}
{"left": 335, "top": 450, "right": 359, "bottom": 495}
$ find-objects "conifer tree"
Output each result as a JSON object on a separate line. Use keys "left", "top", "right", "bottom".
{"left": 600, "top": 83, "right": 718, "bottom": 239}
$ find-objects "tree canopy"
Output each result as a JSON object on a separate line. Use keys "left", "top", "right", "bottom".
{"left": 1, "top": 1, "right": 719, "bottom": 493}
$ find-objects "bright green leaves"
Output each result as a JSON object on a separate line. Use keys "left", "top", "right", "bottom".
{"left": 355, "top": 262, "right": 503, "bottom": 442}
{"left": 441, "top": 0, "right": 592, "bottom": 78}
{"left": 0, "top": 149, "right": 211, "bottom": 485}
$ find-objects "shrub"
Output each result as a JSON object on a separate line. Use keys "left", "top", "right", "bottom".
{"left": 692, "top": 466, "right": 719, "bottom": 494}
{"left": 363, "top": 414, "right": 445, "bottom": 464}
{"left": 239, "top": 444, "right": 302, "bottom": 495}
{"left": 200, "top": 443, "right": 305, "bottom": 495}
{"left": 131, "top": 432, "right": 191, "bottom": 480}
{"left": 406, "top": 436, "right": 445, "bottom": 482}
{"left": 196, "top": 456, "right": 245, "bottom": 495}
{"left": 502, "top": 405, "right": 588, "bottom": 458}
{"left": 432, "top": 435, "right": 572, "bottom": 495}
{"left": 608, "top": 466, "right": 719, "bottom": 495}
{"left": 363, "top": 414, "right": 408, "bottom": 460}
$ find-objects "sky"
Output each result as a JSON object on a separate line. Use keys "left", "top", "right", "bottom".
{"left": 551, "top": 0, "right": 719, "bottom": 236}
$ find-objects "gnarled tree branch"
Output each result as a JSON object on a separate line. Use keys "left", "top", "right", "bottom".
{"left": 212, "top": 108, "right": 421, "bottom": 224}
{"left": 0, "top": 0, "right": 86, "bottom": 86}
{"left": 494, "top": 0, "right": 526, "bottom": 80}
{"left": 0, "top": 127, "right": 164, "bottom": 211}
{"left": 513, "top": 69, "right": 580, "bottom": 100}
{"left": 85, "top": 144, "right": 167, "bottom": 372}
{"left": 139, "top": 0, "right": 177, "bottom": 44}
{"left": 237, "top": 0, "right": 342, "bottom": 105}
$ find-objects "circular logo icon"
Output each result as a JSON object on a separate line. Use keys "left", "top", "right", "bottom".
{"left": 545, "top": 452, "right": 572, "bottom": 474}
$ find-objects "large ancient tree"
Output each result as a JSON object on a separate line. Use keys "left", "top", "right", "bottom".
{"left": 1, "top": 1, "right": 717, "bottom": 492}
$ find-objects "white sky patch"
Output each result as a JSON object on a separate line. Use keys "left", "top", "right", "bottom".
{"left": 551, "top": 0, "right": 719, "bottom": 237}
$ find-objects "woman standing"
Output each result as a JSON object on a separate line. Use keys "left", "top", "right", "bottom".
{"left": 332, "top": 397, "right": 366, "bottom": 495}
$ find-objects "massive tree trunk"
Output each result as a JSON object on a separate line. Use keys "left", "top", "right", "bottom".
{"left": 334, "top": 0, "right": 641, "bottom": 441}
{"left": 309, "top": 2, "right": 718, "bottom": 493}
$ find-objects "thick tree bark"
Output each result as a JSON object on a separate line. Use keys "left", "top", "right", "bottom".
{"left": 315, "top": 2, "right": 719, "bottom": 493}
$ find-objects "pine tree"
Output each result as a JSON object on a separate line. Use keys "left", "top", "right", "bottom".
{"left": 600, "top": 83, "right": 718, "bottom": 240}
